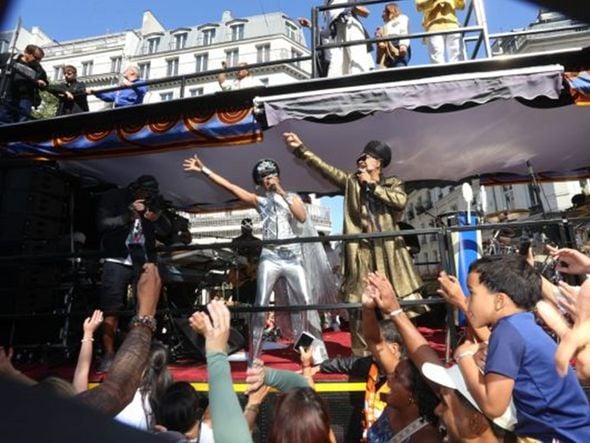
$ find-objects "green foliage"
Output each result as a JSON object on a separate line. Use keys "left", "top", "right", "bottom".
{"left": 31, "top": 90, "right": 58, "bottom": 119}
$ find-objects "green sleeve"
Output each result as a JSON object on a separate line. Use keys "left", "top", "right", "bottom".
{"left": 264, "top": 367, "right": 310, "bottom": 391}
{"left": 206, "top": 352, "right": 253, "bottom": 443}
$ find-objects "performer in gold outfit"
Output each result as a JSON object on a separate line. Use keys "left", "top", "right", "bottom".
{"left": 283, "top": 132, "right": 424, "bottom": 355}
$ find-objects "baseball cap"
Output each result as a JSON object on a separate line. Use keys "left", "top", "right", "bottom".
{"left": 421, "top": 362, "right": 517, "bottom": 431}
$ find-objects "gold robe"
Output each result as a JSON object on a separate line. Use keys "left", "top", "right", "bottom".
{"left": 294, "top": 145, "right": 424, "bottom": 306}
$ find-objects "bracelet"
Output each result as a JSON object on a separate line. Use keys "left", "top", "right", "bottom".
{"left": 455, "top": 351, "right": 475, "bottom": 362}
{"left": 81, "top": 338, "right": 94, "bottom": 343}
{"left": 388, "top": 308, "right": 403, "bottom": 318}
{"left": 201, "top": 166, "right": 212, "bottom": 177}
{"left": 129, "top": 315, "right": 157, "bottom": 333}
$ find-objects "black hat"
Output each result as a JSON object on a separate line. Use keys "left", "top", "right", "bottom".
{"left": 133, "top": 174, "right": 159, "bottom": 191}
{"left": 357, "top": 140, "right": 392, "bottom": 168}
{"left": 252, "top": 159, "right": 280, "bottom": 185}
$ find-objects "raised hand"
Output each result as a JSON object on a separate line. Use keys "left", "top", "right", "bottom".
{"left": 83, "top": 310, "right": 104, "bottom": 336}
{"left": 183, "top": 155, "right": 204, "bottom": 173}
{"left": 551, "top": 248, "right": 590, "bottom": 275}
{"left": 367, "top": 271, "right": 399, "bottom": 314}
{"left": 282, "top": 132, "right": 303, "bottom": 151}
{"left": 554, "top": 279, "right": 590, "bottom": 380}
{"left": 437, "top": 271, "right": 467, "bottom": 310}
{"left": 189, "top": 300, "right": 231, "bottom": 354}
{"left": 245, "top": 358, "right": 266, "bottom": 394}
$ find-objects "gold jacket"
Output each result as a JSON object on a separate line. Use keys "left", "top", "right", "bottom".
{"left": 415, "top": 0, "right": 465, "bottom": 31}
{"left": 294, "top": 145, "right": 423, "bottom": 305}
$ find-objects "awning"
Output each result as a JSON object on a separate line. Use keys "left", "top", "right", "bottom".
{"left": 257, "top": 65, "right": 565, "bottom": 126}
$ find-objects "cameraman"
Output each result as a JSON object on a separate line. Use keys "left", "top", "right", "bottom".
{"left": 96, "top": 175, "right": 171, "bottom": 373}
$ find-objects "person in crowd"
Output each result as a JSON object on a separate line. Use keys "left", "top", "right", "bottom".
{"left": 114, "top": 341, "right": 173, "bottom": 431}
{"left": 283, "top": 131, "right": 424, "bottom": 356}
{"left": 90, "top": 65, "right": 148, "bottom": 107}
{"left": 46, "top": 64, "right": 89, "bottom": 115}
{"left": 415, "top": 0, "right": 465, "bottom": 64}
{"left": 73, "top": 309, "right": 103, "bottom": 393}
{"left": 77, "top": 263, "right": 164, "bottom": 416}
{"left": 454, "top": 255, "right": 590, "bottom": 441}
{"left": 96, "top": 175, "right": 171, "bottom": 373}
{"left": 190, "top": 299, "right": 340, "bottom": 442}
{"left": 0, "top": 264, "right": 163, "bottom": 421}
{"left": 324, "top": 0, "right": 374, "bottom": 77}
{"left": 362, "top": 281, "right": 441, "bottom": 442}
{"left": 183, "top": 155, "right": 326, "bottom": 363}
{"left": 0, "top": 44, "right": 47, "bottom": 123}
{"left": 229, "top": 218, "right": 262, "bottom": 304}
{"left": 154, "top": 381, "right": 213, "bottom": 442}
{"left": 376, "top": 3, "right": 411, "bottom": 68}
{"left": 218, "top": 62, "right": 264, "bottom": 91}
{"left": 366, "top": 271, "right": 516, "bottom": 443}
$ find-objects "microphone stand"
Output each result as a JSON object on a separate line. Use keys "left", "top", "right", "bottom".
{"left": 526, "top": 160, "right": 546, "bottom": 217}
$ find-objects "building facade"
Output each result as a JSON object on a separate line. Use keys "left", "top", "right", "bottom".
{"left": 30, "top": 9, "right": 311, "bottom": 110}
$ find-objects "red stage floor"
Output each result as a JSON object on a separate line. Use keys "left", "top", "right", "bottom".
{"left": 19, "top": 328, "right": 447, "bottom": 387}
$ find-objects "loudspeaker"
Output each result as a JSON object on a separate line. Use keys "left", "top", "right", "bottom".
{"left": 170, "top": 316, "right": 246, "bottom": 361}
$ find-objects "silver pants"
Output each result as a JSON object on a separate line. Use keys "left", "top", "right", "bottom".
{"left": 249, "top": 248, "right": 323, "bottom": 363}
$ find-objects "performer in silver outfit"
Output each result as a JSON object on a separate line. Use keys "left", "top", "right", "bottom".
{"left": 183, "top": 155, "right": 326, "bottom": 363}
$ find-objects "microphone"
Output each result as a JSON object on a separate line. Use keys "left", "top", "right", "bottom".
{"left": 357, "top": 169, "right": 371, "bottom": 195}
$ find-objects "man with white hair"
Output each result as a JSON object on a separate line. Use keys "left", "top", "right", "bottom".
{"left": 90, "top": 65, "right": 148, "bottom": 107}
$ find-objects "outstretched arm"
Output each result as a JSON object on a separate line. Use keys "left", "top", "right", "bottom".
{"left": 361, "top": 282, "right": 400, "bottom": 374}
{"left": 183, "top": 154, "right": 258, "bottom": 207}
{"left": 283, "top": 132, "right": 348, "bottom": 189}
{"left": 73, "top": 310, "right": 103, "bottom": 393}
{"left": 76, "top": 264, "right": 161, "bottom": 415}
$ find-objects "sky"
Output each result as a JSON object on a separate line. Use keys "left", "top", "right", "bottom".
{"left": 1, "top": 0, "right": 545, "bottom": 233}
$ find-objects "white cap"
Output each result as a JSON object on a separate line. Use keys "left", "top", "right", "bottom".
{"left": 421, "top": 362, "right": 517, "bottom": 431}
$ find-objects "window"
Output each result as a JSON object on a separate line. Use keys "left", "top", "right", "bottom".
{"left": 291, "top": 48, "right": 303, "bottom": 67}
{"left": 174, "top": 33, "right": 187, "bottom": 50}
{"left": 230, "top": 24, "right": 244, "bottom": 41}
{"left": 0, "top": 40, "right": 8, "bottom": 53}
{"left": 166, "top": 58, "right": 179, "bottom": 76}
{"left": 225, "top": 48, "right": 239, "bottom": 67}
{"left": 110, "top": 56, "right": 122, "bottom": 73}
{"left": 202, "top": 28, "right": 216, "bottom": 46}
{"left": 195, "top": 53, "right": 208, "bottom": 72}
{"left": 53, "top": 66, "right": 64, "bottom": 81}
{"left": 257, "top": 44, "right": 270, "bottom": 63}
{"left": 160, "top": 92, "right": 173, "bottom": 101}
{"left": 190, "top": 87, "right": 204, "bottom": 96}
{"left": 285, "top": 21, "right": 298, "bottom": 40}
{"left": 147, "top": 37, "right": 160, "bottom": 54}
{"left": 138, "top": 62, "right": 151, "bottom": 80}
{"left": 81, "top": 60, "right": 93, "bottom": 76}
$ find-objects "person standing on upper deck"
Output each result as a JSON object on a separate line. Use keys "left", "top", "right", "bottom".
{"left": 415, "top": 0, "right": 465, "bottom": 64}
{"left": 324, "top": 0, "right": 375, "bottom": 77}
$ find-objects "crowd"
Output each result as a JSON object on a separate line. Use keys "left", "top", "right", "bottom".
{"left": 0, "top": 1, "right": 469, "bottom": 124}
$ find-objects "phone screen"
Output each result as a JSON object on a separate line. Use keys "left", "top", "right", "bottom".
{"left": 294, "top": 332, "right": 315, "bottom": 352}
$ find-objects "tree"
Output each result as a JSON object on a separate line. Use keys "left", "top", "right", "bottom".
{"left": 31, "top": 90, "right": 58, "bottom": 119}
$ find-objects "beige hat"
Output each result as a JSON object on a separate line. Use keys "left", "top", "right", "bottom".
{"left": 421, "top": 362, "right": 517, "bottom": 431}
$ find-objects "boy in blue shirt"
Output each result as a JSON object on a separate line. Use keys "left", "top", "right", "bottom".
{"left": 455, "top": 255, "right": 590, "bottom": 442}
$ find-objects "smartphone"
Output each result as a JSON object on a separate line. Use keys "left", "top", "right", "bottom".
{"left": 294, "top": 331, "right": 315, "bottom": 352}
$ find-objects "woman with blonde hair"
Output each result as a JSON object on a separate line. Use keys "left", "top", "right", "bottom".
{"left": 376, "top": 3, "right": 411, "bottom": 68}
